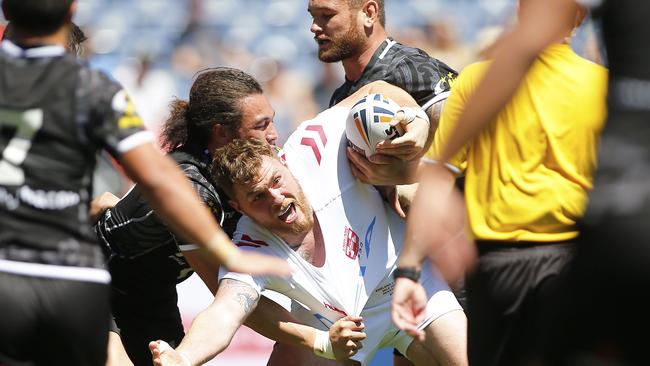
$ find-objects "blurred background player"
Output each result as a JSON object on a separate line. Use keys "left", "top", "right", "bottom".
{"left": 0, "top": 1, "right": 289, "bottom": 365}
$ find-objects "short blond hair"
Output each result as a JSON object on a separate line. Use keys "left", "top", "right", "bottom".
{"left": 211, "top": 139, "right": 278, "bottom": 199}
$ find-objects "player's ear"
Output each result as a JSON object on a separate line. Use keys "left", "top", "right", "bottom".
{"left": 363, "top": 0, "right": 379, "bottom": 27}
{"left": 211, "top": 123, "right": 233, "bottom": 147}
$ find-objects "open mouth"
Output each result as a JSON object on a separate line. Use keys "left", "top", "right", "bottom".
{"left": 315, "top": 38, "right": 330, "bottom": 48}
{"left": 278, "top": 202, "right": 297, "bottom": 223}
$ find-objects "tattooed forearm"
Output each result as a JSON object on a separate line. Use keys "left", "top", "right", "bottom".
{"left": 220, "top": 279, "right": 260, "bottom": 315}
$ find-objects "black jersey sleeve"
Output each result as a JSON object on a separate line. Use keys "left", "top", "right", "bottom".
{"left": 79, "top": 68, "right": 152, "bottom": 158}
{"left": 175, "top": 163, "right": 227, "bottom": 247}
{"left": 96, "top": 161, "right": 226, "bottom": 258}
{"left": 390, "top": 53, "right": 458, "bottom": 110}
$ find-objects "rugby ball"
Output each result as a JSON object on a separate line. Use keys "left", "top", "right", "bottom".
{"left": 345, "top": 93, "right": 403, "bottom": 158}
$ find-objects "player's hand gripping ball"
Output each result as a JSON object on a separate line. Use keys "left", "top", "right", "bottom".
{"left": 345, "top": 93, "right": 404, "bottom": 158}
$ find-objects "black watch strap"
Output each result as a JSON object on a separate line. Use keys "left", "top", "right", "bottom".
{"left": 393, "top": 267, "right": 421, "bottom": 282}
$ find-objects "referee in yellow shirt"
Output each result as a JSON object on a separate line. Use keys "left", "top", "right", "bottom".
{"left": 427, "top": 5, "right": 607, "bottom": 366}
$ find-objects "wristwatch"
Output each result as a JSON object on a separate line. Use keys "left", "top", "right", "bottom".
{"left": 393, "top": 267, "right": 421, "bottom": 282}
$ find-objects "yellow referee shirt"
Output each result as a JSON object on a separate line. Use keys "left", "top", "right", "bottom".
{"left": 430, "top": 43, "right": 608, "bottom": 242}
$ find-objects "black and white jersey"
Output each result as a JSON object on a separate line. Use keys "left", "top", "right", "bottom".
{"left": 0, "top": 40, "right": 153, "bottom": 281}
{"left": 329, "top": 38, "right": 457, "bottom": 110}
{"left": 579, "top": 0, "right": 650, "bottom": 113}
{"left": 96, "top": 148, "right": 240, "bottom": 284}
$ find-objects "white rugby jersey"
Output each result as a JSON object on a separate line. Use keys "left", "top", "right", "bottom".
{"left": 220, "top": 106, "right": 406, "bottom": 327}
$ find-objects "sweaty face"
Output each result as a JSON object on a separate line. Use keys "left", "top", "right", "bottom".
{"left": 308, "top": 0, "right": 366, "bottom": 63}
{"left": 232, "top": 156, "right": 313, "bottom": 243}
{"left": 235, "top": 93, "right": 278, "bottom": 146}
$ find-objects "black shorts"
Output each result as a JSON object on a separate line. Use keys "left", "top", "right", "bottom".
{"left": 541, "top": 112, "right": 650, "bottom": 365}
{"left": 466, "top": 241, "right": 575, "bottom": 366}
{"left": 109, "top": 253, "right": 185, "bottom": 366}
{"left": 0, "top": 271, "right": 110, "bottom": 366}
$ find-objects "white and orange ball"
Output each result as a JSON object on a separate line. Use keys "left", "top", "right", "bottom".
{"left": 345, "top": 93, "right": 403, "bottom": 158}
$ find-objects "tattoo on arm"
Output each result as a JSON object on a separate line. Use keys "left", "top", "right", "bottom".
{"left": 426, "top": 100, "right": 445, "bottom": 134}
{"left": 220, "top": 279, "right": 260, "bottom": 315}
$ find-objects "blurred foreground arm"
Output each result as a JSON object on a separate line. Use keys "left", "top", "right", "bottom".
{"left": 437, "top": 0, "right": 576, "bottom": 162}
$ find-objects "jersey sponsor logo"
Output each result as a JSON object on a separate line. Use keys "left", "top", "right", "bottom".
{"left": 343, "top": 226, "right": 360, "bottom": 259}
{"left": 300, "top": 124, "right": 327, "bottom": 165}
{"left": 112, "top": 90, "right": 144, "bottom": 130}
{"left": 359, "top": 217, "right": 376, "bottom": 277}
{"left": 0, "top": 185, "right": 79, "bottom": 210}
{"left": 235, "top": 234, "right": 269, "bottom": 248}
{"left": 434, "top": 72, "right": 456, "bottom": 96}
{"left": 17, "top": 185, "right": 79, "bottom": 210}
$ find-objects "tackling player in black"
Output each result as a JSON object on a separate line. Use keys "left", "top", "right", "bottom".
{"left": 0, "top": 2, "right": 289, "bottom": 365}
{"left": 93, "top": 67, "right": 280, "bottom": 366}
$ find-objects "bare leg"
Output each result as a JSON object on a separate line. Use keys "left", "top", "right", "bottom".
{"left": 106, "top": 331, "right": 134, "bottom": 366}
{"left": 266, "top": 342, "right": 360, "bottom": 366}
{"left": 405, "top": 310, "right": 467, "bottom": 366}
{"left": 393, "top": 351, "right": 415, "bottom": 366}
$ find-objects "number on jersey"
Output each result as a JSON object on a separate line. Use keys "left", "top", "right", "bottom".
{"left": 0, "top": 108, "right": 43, "bottom": 185}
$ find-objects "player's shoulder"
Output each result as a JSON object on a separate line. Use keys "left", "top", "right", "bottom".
{"left": 287, "top": 105, "right": 349, "bottom": 141}
{"left": 78, "top": 64, "right": 122, "bottom": 95}
{"left": 233, "top": 217, "right": 277, "bottom": 251}
{"left": 76, "top": 65, "right": 129, "bottom": 119}
{"left": 388, "top": 42, "right": 456, "bottom": 73}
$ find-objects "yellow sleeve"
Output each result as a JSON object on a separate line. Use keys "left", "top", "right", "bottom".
{"left": 427, "top": 63, "right": 486, "bottom": 174}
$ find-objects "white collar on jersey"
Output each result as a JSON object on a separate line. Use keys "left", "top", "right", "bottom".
{"left": 1, "top": 40, "right": 66, "bottom": 58}
{"left": 378, "top": 38, "right": 397, "bottom": 60}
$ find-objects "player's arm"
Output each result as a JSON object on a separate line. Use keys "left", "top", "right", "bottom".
{"left": 424, "top": 98, "right": 446, "bottom": 137}
{"left": 118, "top": 145, "right": 290, "bottom": 277}
{"left": 151, "top": 278, "right": 261, "bottom": 365}
{"left": 436, "top": 0, "right": 575, "bottom": 162}
{"left": 245, "top": 298, "right": 366, "bottom": 361}
{"left": 184, "top": 252, "right": 365, "bottom": 361}
{"left": 89, "top": 191, "right": 120, "bottom": 222}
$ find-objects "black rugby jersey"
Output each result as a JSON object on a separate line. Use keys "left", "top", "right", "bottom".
{"left": 96, "top": 148, "right": 240, "bottom": 284}
{"left": 329, "top": 38, "right": 457, "bottom": 109}
{"left": 0, "top": 40, "right": 151, "bottom": 274}
{"left": 583, "top": 0, "right": 650, "bottom": 113}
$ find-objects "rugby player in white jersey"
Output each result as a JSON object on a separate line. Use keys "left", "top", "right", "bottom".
{"left": 150, "top": 82, "right": 467, "bottom": 366}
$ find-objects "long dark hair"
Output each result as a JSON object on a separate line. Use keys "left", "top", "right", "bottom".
{"left": 160, "top": 67, "right": 263, "bottom": 153}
